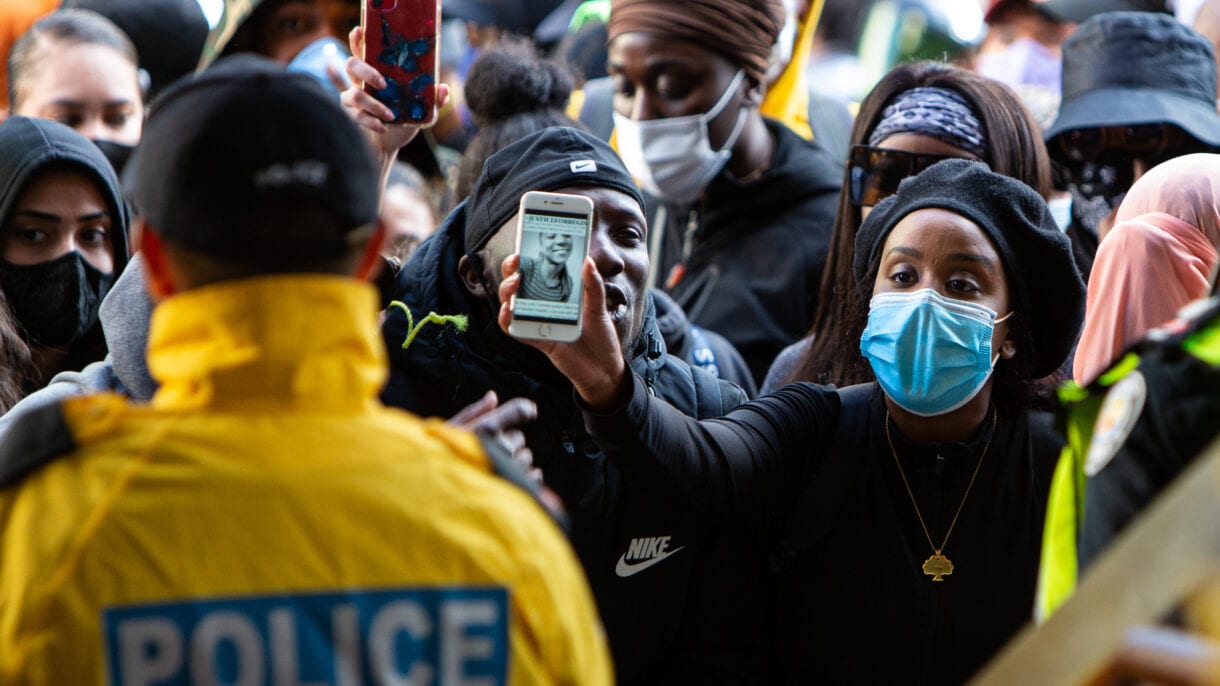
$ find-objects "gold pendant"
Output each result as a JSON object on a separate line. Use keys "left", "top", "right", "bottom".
{"left": 923, "top": 552, "right": 954, "bottom": 581}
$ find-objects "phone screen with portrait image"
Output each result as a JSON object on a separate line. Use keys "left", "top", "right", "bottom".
{"left": 508, "top": 191, "right": 594, "bottom": 342}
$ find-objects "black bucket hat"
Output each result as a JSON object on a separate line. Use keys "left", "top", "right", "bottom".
{"left": 854, "top": 159, "right": 1085, "bottom": 379}
{"left": 1044, "top": 12, "right": 1220, "bottom": 146}
{"left": 1036, "top": 0, "right": 1170, "bottom": 24}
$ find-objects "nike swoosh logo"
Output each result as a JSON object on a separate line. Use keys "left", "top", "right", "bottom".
{"left": 615, "top": 547, "right": 685, "bottom": 578}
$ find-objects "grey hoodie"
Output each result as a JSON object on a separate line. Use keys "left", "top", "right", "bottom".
{"left": 0, "top": 253, "right": 154, "bottom": 431}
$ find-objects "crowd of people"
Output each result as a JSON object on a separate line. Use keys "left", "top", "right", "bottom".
{"left": 1, "top": 0, "right": 1219, "bottom": 683}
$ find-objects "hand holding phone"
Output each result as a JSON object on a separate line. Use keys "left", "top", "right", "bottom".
{"left": 361, "top": 0, "right": 440, "bottom": 126}
{"left": 507, "top": 191, "right": 595, "bottom": 343}
{"left": 498, "top": 255, "right": 632, "bottom": 412}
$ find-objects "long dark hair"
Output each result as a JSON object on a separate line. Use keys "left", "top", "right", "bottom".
{"left": 787, "top": 61, "right": 1053, "bottom": 398}
{"left": 0, "top": 289, "right": 37, "bottom": 413}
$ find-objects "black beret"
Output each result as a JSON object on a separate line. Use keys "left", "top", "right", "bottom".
{"left": 464, "top": 126, "right": 645, "bottom": 253}
{"left": 853, "top": 158, "right": 1085, "bottom": 378}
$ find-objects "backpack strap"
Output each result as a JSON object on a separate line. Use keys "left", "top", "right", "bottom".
{"left": 768, "top": 383, "right": 873, "bottom": 574}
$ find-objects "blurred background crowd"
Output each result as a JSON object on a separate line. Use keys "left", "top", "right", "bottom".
{"left": 2, "top": 0, "right": 1220, "bottom": 683}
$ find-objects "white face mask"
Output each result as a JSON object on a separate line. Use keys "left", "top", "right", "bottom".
{"left": 1047, "top": 194, "right": 1073, "bottom": 233}
{"left": 613, "top": 70, "right": 748, "bottom": 204}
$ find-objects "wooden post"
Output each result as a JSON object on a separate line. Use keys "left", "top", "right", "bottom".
{"left": 972, "top": 435, "right": 1220, "bottom": 685}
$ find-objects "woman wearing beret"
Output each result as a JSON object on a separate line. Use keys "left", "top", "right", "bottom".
{"left": 765, "top": 61, "right": 1054, "bottom": 393}
{"left": 500, "top": 159, "right": 1086, "bottom": 683}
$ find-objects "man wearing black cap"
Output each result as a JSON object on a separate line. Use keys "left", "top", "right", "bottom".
{"left": 1045, "top": 11, "right": 1220, "bottom": 276}
{"left": 381, "top": 126, "right": 771, "bottom": 682}
{"left": 0, "top": 58, "right": 610, "bottom": 683}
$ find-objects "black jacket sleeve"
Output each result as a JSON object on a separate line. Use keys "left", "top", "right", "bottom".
{"left": 583, "top": 373, "right": 840, "bottom": 524}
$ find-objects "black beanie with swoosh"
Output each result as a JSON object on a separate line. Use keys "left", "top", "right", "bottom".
{"left": 463, "top": 126, "right": 644, "bottom": 253}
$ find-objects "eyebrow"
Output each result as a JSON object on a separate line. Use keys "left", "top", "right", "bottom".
{"left": 608, "top": 56, "right": 694, "bottom": 75}
{"left": 12, "top": 209, "right": 110, "bottom": 223}
{"left": 48, "top": 98, "right": 135, "bottom": 109}
{"left": 886, "top": 246, "right": 923, "bottom": 259}
{"left": 948, "top": 252, "right": 997, "bottom": 273}
{"left": 886, "top": 246, "right": 997, "bottom": 272}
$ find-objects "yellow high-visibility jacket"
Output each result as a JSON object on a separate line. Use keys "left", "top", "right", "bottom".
{"left": 0, "top": 275, "right": 611, "bottom": 685}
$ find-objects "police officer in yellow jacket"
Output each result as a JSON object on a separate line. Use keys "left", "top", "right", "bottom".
{"left": 0, "top": 56, "right": 611, "bottom": 685}
{"left": 1038, "top": 290, "right": 1220, "bottom": 620}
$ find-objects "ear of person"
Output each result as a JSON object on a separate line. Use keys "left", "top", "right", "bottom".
{"left": 353, "top": 222, "right": 387, "bottom": 280}
{"left": 137, "top": 226, "right": 176, "bottom": 299}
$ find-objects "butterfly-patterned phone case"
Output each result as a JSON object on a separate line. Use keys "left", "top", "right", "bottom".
{"left": 362, "top": 0, "right": 439, "bottom": 126}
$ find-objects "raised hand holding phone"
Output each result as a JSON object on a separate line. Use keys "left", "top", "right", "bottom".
{"left": 340, "top": 25, "right": 449, "bottom": 192}
{"left": 499, "top": 255, "right": 630, "bottom": 412}
{"left": 360, "top": 0, "right": 440, "bottom": 127}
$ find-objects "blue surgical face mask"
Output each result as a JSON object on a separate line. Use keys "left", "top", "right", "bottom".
{"left": 860, "top": 289, "right": 1011, "bottom": 417}
{"left": 287, "top": 36, "right": 350, "bottom": 99}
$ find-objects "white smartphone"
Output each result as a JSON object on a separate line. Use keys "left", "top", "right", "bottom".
{"left": 507, "top": 190, "right": 595, "bottom": 342}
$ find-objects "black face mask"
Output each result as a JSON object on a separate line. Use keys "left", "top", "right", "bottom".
{"left": 0, "top": 251, "right": 114, "bottom": 347}
{"left": 91, "top": 139, "right": 134, "bottom": 177}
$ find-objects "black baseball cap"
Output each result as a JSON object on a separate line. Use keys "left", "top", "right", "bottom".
{"left": 125, "top": 55, "right": 380, "bottom": 263}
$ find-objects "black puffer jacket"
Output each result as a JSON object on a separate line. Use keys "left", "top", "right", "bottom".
{"left": 650, "top": 288, "right": 757, "bottom": 398}
{"left": 382, "top": 203, "right": 771, "bottom": 683}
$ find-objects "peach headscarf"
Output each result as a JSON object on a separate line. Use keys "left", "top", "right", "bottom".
{"left": 1073, "top": 153, "right": 1220, "bottom": 385}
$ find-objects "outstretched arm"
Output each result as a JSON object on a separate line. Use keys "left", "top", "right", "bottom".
{"left": 496, "top": 256, "right": 839, "bottom": 523}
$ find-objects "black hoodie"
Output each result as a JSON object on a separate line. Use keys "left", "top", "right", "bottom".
{"left": 382, "top": 203, "right": 773, "bottom": 683}
{"left": 651, "top": 119, "right": 841, "bottom": 386}
{"left": 0, "top": 117, "right": 131, "bottom": 374}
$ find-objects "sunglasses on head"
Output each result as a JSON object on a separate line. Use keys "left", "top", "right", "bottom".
{"left": 848, "top": 145, "right": 966, "bottom": 207}
{"left": 1054, "top": 124, "right": 1194, "bottom": 164}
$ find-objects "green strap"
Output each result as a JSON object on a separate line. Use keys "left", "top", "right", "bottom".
{"left": 1036, "top": 445, "right": 1083, "bottom": 622}
{"left": 387, "top": 301, "right": 468, "bottom": 351}
{"left": 1183, "top": 320, "right": 1220, "bottom": 367}
{"left": 569, "top": 0, "right": 611, "bottom": 31}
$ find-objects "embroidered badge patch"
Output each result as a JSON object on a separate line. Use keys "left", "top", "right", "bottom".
{"left": 1085, "top": 370, "right": 1148, "bottom": 477}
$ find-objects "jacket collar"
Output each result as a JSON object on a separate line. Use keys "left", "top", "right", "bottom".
{"left": 148, "top": 275, "right": 386, "bottom": 411}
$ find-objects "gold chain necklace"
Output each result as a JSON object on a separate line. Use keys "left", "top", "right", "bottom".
{"left": 884, "top": 408, "right": 997, "bottom": 582}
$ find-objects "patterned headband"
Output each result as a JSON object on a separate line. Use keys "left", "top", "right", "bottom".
{"left": 868, "top": 86, "right": 987, "bottom": 159}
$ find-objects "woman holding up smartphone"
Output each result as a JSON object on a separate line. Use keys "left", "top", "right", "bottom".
{"left": 499, "top": 159, "right": 1086, "bottom": 683}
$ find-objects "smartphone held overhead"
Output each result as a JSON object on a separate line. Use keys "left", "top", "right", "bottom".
{"left": 361, "top": 0, "right": 440, "bottom": 126}
{"left": 508, "top": 191, "right": 595, "bottom": 343}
